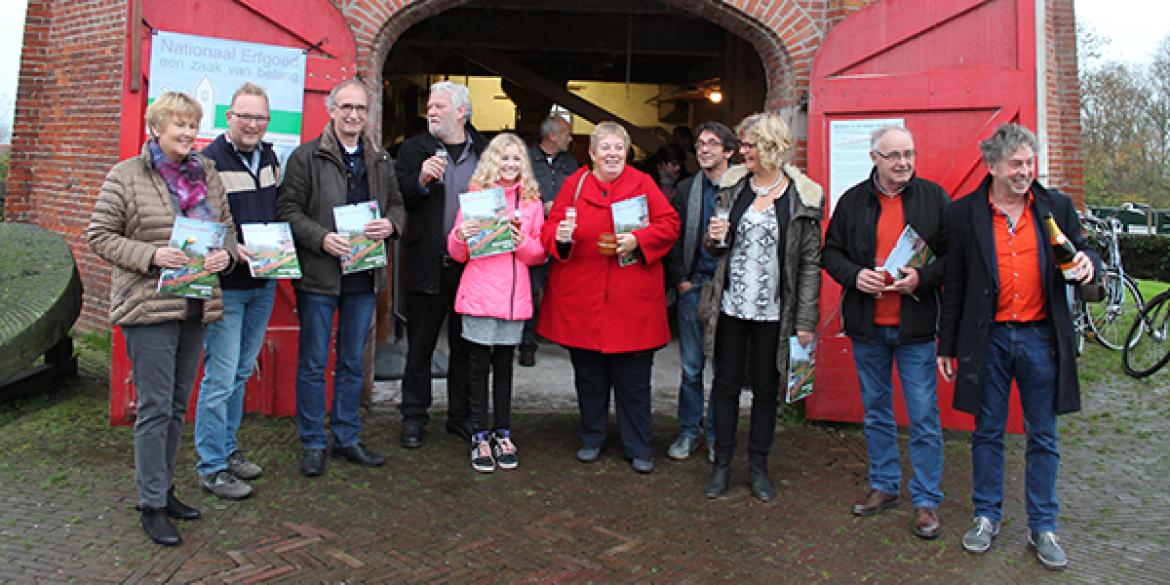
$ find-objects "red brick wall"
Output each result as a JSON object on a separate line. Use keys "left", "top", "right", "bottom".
{"left": 8, "top": 0, "right": 125, "bottom": 332}
{"left": 1045, "top": 0, "right": 1084, "bottom": 205}
{"left": 7, "top": 0, "right": 1080, "bottom": 332}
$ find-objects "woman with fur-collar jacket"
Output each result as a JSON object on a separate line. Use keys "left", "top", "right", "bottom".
{"left": 699, "top": 112, "right": 824, "bottom": 503}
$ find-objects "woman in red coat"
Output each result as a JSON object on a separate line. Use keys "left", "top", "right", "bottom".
{"left": 538, "top": 122, "right": 680, "bottom": 473}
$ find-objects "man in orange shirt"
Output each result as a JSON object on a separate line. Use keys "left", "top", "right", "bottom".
{"left": 824, "top": 126, "right": 951, "bottom": 539}
{"left": 938, "top": 124, "right": 1098, "bottom": 571}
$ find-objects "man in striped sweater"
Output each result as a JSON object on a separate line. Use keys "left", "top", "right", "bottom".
{"left": 194, "top": 82, "right": 281, "bottom": 500}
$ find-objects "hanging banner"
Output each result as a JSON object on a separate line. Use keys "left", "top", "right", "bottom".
{"left": 148, "top": 30, "right": 306, "bottom": 163}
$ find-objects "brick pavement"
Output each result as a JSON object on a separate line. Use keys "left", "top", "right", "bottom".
{"left": 0, "top": 343, "right": 1167, "bottom": 583}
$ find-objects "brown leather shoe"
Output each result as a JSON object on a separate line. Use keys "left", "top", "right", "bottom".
{"left": 913, "top": 507, "right": 941, "bottom": 539}
{"left": 851, "top": 489, "right": 899, "bottom": 516}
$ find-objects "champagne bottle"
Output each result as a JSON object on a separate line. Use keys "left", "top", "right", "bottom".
{"left": 1043, "top": 213, "right": 1079, "bottom": 282}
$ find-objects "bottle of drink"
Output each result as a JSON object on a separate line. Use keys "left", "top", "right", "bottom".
{"left": 1043, "top": 212, "right": 1080, "bottom": 282}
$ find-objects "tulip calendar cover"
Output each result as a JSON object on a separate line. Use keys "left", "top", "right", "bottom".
{"left": 157, "top": 216, "right": 227, "bottom": 299}
{"left": 459, "top": 188, "right": 515, "bottom": 259}
{"left": 786, "top": 336, "right": 815, "bottom": 404}
{"left": 333, "top": 201, "right": 387, "bottom": 274}
{"left": 882, "top": 224, "right": 934, "bottom": 275}
{"left": 611, "top": 194, "right": 649, "bottom": 267}
{"left": 241, "top": 222, "right": 302, "bottom": 279}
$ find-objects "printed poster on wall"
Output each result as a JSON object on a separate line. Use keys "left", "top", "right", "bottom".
{"left": 828, "top": 118, "right": 904, "bottom": 217}
{"left": 148, "top": 30, "right": 307, "bottom": 167}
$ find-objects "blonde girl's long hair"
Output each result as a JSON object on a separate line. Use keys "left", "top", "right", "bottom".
{"left": 468, "top": 132, "right": 542, "bottom": 201}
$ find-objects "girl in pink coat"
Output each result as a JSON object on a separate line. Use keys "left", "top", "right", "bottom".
{"left": 448, "top": 132, "right": 546, "bottom": 472}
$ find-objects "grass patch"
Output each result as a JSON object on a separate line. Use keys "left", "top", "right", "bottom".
{"left": 1136, "top": 279, "right": 1170, "bottom": 302}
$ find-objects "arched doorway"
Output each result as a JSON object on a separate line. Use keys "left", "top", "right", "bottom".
{"left": 360, "top": 0, "right": 803, "bottom": 155}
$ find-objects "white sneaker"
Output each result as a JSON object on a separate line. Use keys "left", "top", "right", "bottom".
{"left": 470, "top": 432, "right": 495, "bottom": 473}
{"left": 492, "top": 430, "right": 518, "bottom": 470}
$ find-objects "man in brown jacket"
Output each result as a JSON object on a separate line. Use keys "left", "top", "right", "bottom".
{"left": 277, "top": 80, "right": 405, "bottom": 477}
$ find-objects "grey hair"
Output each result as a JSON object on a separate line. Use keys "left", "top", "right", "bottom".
{"left": 540, "top": 116, "right": 568, "bottom": 139}
{"left": 979, "top": 123, "right": 1038, "bottom": 166}
{"left": 325, "top": 79, "right": 371, "bottom": 109}
{"left": 431, "top": 81, "right": 472, "bottom": 120}
{"left": 869, "top": 125, "right": 913, "bottom": 150}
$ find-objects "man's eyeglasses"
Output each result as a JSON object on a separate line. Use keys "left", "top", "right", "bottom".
{"left": 336, "top": 104, "right": 368, "bottom": 115}
{"left": 229, "top": 112, "right": 270, "bottom": 124}
{"left": 695, "top": 139, "right": 724, "bottom": 150}
{"left": 873, "top": 149, "right": 916, "bottom": 162}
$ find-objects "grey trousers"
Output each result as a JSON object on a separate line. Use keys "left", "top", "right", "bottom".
{"left": 122, "top": 315, "right": 205, "bottom": 508}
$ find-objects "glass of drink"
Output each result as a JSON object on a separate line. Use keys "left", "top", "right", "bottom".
{"left": 874, "top": 266, "right": 889, "bottom": 298}
{"left": 433, "top": 145, "right": 449, "bottom": 181}
{"left": 714, "top": 203, "right": 731, "bottom": 247}
{"left": 598, "top": 232, "right": 618, "bottom": 255}
{"left": 563, "top": 206, "right": 577, "bottom": 242}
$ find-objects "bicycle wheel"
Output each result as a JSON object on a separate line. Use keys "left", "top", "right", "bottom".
{"left": 1087, "top": 272, "right": 1144, "bottom": 350}
{"left": 1122, "top": 290, "right": 1170, "bottom": 378}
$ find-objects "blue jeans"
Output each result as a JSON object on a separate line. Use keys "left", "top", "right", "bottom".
{"left": 851, "top": 326, "right": 944, "bottom": 508}
{"left": 973, "top": 323, "right": 1060, "bottom": 532}
{"left": 676, "top": 277, "right": 714, "bottom": 444}
{"left": 295, "top": 290, "right": 376, "bottom": 450}
{"left": 194, "top": 281, "right": 277, "bottom": 475}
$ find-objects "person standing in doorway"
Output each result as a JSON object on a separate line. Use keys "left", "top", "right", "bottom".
{"left": 448, "top": 132, "right": 546, "bottom": 472}
{"left": 664, "top": 121, "right": 737, "bottom": 463}
{"left": 701, "top": 113, "right": 823, "bottom": 502}
{"left": 521, "top": 116, "right": 578, "bottom": 367}
{"left": 395, "top": 81, "right": 488, "bottom": 448}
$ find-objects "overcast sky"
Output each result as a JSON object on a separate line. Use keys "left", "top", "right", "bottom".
{"left": 1, "top": 0, "right": 1168, "bottom": 140}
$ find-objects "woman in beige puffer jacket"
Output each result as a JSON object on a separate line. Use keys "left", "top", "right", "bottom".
{"left": 86, "top": 92, "right": 235, "bottom": 547}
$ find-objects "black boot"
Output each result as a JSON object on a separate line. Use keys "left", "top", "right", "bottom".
{"left": 705, "top": 457, "right": 731, "bottom": 499}
{"left": 166, "top": 487, "right": 201, "bottom": 520}
{"left": 140, "top": 506, "right": 182, "bottom": 546}
{"left": 748, "top": 457, "right": 774, "bottom": 503}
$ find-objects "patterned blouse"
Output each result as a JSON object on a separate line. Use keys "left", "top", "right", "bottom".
{"left": 721, "top": 203, "right": 781, "bottom": 321}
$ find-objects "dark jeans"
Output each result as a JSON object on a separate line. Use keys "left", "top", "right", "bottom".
{"left": 401, "top": 264, "right": 470, "bottom": 427}
{"left": 294, "top": 290, "right": 376, "bottom": 449}
{"left": 122, "top": 315, "right": 205, "bottom": 508}
{"left": 467, "top": 341, "right": 515, "bottom": 433}
{"left": 568, "top": 348, "right": 655, "bottom": 459}
{"left": 711, "top": 314, "right": 781, "bottom": 462}
{"left": 973, "top": 322, "right": 1060, "bottom": 532}
{"left": 520, "top": 263, "right": 548, "bottom": 351}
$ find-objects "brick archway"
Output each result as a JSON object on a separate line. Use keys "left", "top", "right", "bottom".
{"left": 337, "top": 0, "right": 822, "bottom": 121}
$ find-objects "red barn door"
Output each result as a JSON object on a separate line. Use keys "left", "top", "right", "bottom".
{"left": 806, "top": 0, "right": 1039, "bottom": 432}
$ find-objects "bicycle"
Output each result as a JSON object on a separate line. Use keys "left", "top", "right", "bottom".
{"left": 1123, "top": 287, "right": 1170, "bottom": 378}
{"left": 1078, "top": 210, "right": 1145, "bottom": 350}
